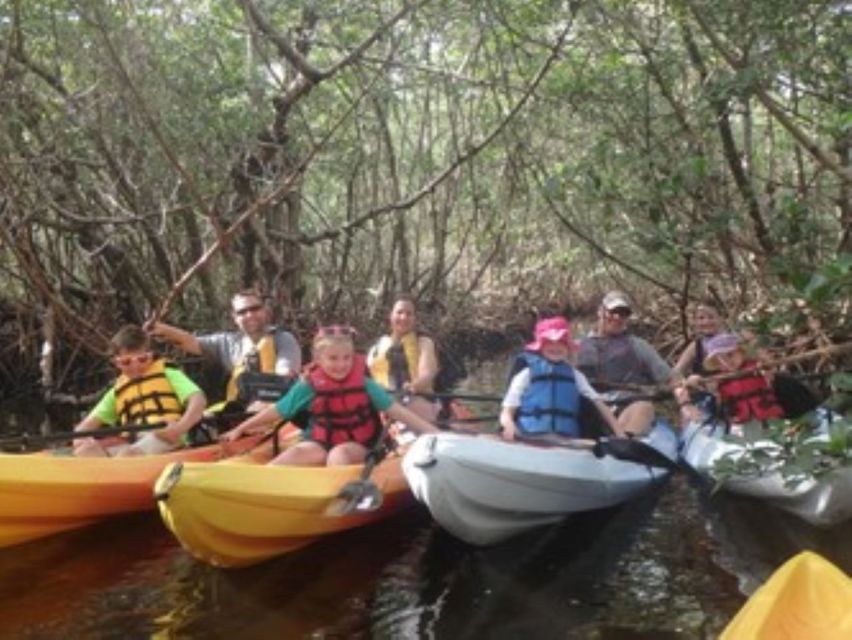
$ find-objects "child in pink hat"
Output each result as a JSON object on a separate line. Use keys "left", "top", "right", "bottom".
{"left": 500, "top": 316, "right": 618, "bottom": 442}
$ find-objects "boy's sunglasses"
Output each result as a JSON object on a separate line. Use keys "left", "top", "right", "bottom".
{"left": 315, "top": 324, "right": 357, "bottom": 338}
{"left": 234, "top": 303, "right": 264, "bottom": 317}
{"left": 113, "top": 353, "right": 153, "bottom": 367}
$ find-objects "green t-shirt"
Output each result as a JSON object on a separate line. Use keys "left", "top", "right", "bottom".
{"left": 89, "top": 367, "right": 201, "bottom": 425}
{"left": 274, "top": 378, "right": 393, "bottom": 422}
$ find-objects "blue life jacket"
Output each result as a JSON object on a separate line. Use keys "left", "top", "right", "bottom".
{"left": 516, "top": 352, "right": 581, "bottom": 437}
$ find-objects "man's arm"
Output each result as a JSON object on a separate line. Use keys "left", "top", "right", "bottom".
{"left": 385, "top": 401, "right": 439, "bottom": 434}
{"left": 632, "top": 336, "right": 673, "bottom": 383}
{"left": 273, "top": 329, "right": 302, "bottom": 376}
{"left": 147, "top": 321, "right": 203, "bottom": 356}
{"left": 574, "top": 338, "right": 598, "bottom": 380}
{"left": 671, "top": 340, "right": 696, "bottom": 381}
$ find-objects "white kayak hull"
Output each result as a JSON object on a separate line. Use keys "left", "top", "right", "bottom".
{"left": 403, "top": 422, "right": 678, "bottom": 546}
{"left": 679, "top": 414, "right": 852, "bottom": 527}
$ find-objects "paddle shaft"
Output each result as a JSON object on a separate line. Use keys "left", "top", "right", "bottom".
{"left": 594, "top": 341, "right": 852, "bottom": 394}
{"left": 419, "top": 389, "right": 675, "bottom": 406}
{"left": 517, "top": 434, "right": 677, "bottom": 469}
{"left": 0, "top": 411, "right": 252, "bottom": 449}
{"left": 359, "top": 418, "right": 392, "bottom": 481}
{"left": 417, "top": 387, "right": 703, "bottom": 407}
{"left": 0, "top": 421, "right": 168, "bottom": 448}
{"left": 437, "top": 414, "right": 499, "bottom": 426}
{"left": 516, "top": 435, "right": 596, "bottom": 449}
{"left": 324, "top": 420, "right": 392, "bottom": 517}
{"left": 413, "top": 391, "right": 502, "bottom": 403}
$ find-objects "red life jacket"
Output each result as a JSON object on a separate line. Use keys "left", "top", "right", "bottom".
{"left": 307, "top": 354, "right": 383, "bottom": 448}
{"left": 718, "top": 361, "right": 786, "bottom": 423}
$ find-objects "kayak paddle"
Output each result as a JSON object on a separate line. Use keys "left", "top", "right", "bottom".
{"left": 325, "top": 417, "right": 393, "bottom": 517}
{"left": 592, "top": 437, "right": 679, "bottom": 470}
{"left": 0, "top": 421, "right": 170, "bottom": 450}
{"left": 515, "top": 433, "right": 678, "bottom": 470}
{"left": 0, "top": 411, "right": 255, "bottom": 451}
{"left": 324, "top": 445, "right": 388, "bottom": 517}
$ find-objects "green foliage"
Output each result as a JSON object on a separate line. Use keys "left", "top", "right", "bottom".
{"left": 1, "top": 0, "right": 849, "bottom": 355}
{"left": 825, "top": 372, "right": 852, "bottom": 415}
{"left": 713, "top": 409, "right": 852, "bottom": 491}
{"left": 803, "top": 254, "right": 852, "bottom": 307}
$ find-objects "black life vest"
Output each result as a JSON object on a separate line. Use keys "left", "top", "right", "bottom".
{"left": 693, "top": 338, "right": 707, "bottom": 375}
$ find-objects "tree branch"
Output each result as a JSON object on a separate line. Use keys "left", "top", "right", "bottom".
{"left": 294, "top": 19, "right": 576, "bottom": 245}
{"left": 685, "top": 1, "right": 852, "bottom": 186}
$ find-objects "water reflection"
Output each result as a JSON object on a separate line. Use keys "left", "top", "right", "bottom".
{"left": 0, "top": 513, "right": 176, "bottom": 638}
{"left": 688, "top": 472, "right": 852, "bottom": 594}
{"left": 371, "top": 482, "right": 723, "bottom": 640}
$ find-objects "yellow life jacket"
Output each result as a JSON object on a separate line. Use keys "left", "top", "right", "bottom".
{"left": 114, "top": 359, "right": 183, "bottom": 426}
{"left": 368, "top": 332, "right": 419, "bottom": 390}
{"left": 225, "top": 333, "right": 277, "bottom": 401}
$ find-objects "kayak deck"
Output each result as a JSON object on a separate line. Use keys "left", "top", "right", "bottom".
{"left": 0, "top": 435, "right": 264, "bottom": 548}
{"left": 680, "top": 415, "right": 852, "bottom": 526}
{"left": 155, "top": 448, "right": 412, "bottom": 568}
{"left": 403, "top": 421, "right": 678, "bottom": 545}
{"left": 721, "top": 551, "right": 852, "bottom": 640}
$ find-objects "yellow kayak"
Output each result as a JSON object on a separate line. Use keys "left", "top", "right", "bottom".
{"left": 155, "top": 448, "right": 413, "bottom": 568}
{"left": 721, "top": 551, "right": 852, "bottom": 640}
{"left": 0, "top": 435, "right": 264, "bottom": 548}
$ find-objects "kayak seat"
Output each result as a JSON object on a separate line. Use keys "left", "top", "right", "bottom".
{"left": 773, "top": 373, "right": 821, "bottom": 418}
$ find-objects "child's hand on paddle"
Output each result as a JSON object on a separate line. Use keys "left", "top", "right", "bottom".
{"left": 219, "top": 426, "right": 245, "bottom": 443}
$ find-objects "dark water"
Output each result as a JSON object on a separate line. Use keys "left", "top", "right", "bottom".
{"left": 2, "top": 361, "right": 852, "bottom": 639}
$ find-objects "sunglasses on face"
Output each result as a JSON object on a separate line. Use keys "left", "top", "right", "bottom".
{"left": 315, "top": 324, "right": 357, "bottom": 338}
{"left": 234, "top": 303, "right": 264, "bottom": 317}
{"left": 114, "top": 353, "right": 152, "bottom": 367}
{"left": 606, "top": 307, "right": 632, "bottom": 318}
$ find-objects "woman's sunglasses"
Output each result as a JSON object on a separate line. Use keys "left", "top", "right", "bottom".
{"left": 113, "top": 353, "right": 153, "bottom": 367}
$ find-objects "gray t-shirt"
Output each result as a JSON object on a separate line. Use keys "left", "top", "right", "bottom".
{"left": 197, "top": 326, "right": 301, "bottom": 376}
{"left": 576, "top": 332, "right": 671, "bottom": 396}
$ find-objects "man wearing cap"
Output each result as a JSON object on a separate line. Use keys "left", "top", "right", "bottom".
{"left": 576, "top": 291, "right": 672, "bottom": 436}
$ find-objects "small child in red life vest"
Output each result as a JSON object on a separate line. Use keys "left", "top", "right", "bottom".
{"left": 222, "top": 325, "right": 440, "bottom": 466}
{"left": 675, "top": 332, "right": 785, "bottom": 426}
{"left": 73, "top": 325, "right": 207, "bottom": 457}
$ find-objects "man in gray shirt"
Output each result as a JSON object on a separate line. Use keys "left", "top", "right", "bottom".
{"left": 148, "top": 289, "right": 301, "bottom": 406}
{"left": 576, "top": 290, "right": 672, "bottom": 436}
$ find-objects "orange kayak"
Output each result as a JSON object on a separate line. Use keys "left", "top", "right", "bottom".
{"left": 0, "top": 434, "right": 265, "bottom": 548}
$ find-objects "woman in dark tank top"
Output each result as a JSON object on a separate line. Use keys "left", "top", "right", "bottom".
{"left": 672, "top": 300, "right": 725, "bottom": 379}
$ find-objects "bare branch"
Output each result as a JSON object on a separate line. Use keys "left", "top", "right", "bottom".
{"left": 295, "top": 19, "right": 576, "bottom": 246}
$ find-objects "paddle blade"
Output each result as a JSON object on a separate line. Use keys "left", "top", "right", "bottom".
{"left": 593, "top": 438, "right": 678, "bottom": 470}
{"left": 324, "top": 480, "right": 384, "bottom": 517}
